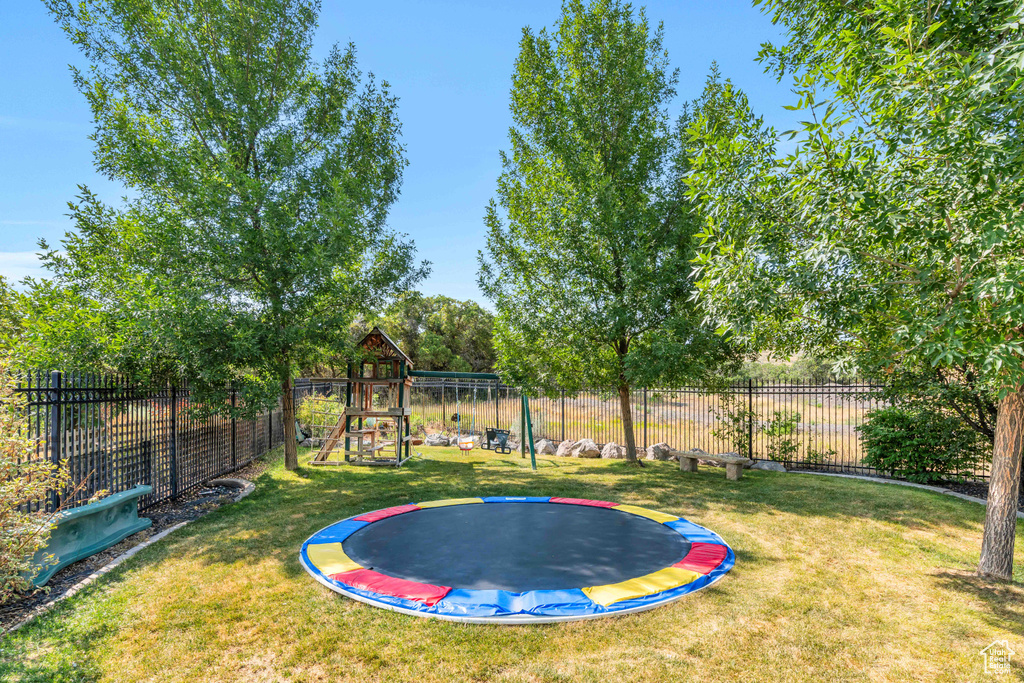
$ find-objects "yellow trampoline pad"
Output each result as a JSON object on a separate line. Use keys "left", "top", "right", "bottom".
{"left": 613, "top": 504, "right": 679, "bottom": 524}
{"left": 306, "top": 542, "right": 362, "bottom": 576}
{"left": 583, "top": 566, "right": 701, "bottom": 606}
{"left": 416, "top": 498, "right": 485, "bottom": 508}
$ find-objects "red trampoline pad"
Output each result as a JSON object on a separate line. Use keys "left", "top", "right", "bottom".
{"left": 548, "top": 497, "right": 618, "bottom": 508}
{"left": 674, "top": 542, "right": 729, "bottom": 574}
{"left": 354, "top": 504, "right": 421, "bottom": 523}
{"left": 331, "top": 568, "right": 451, "bottom": 606}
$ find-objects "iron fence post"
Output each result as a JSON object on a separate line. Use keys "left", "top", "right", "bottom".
{"left": 170, "top": 385, "right": 179, "bottom": 498}
{"left": 47, "top": 371, "right": 62, "bottom": 512}
{"left": 643, "top": 386, "right": 648, "bottom": 450}
{"left": 561, "top": 389, "right": 565, "bottom": 442}
{"left": 230, "top": 386, "right": 237, "bottom": 469}
{"left": 142, "top": 440, "right": 153, "bottom": 495}
{"left": 747, "top": 379, "right": 754, "bottom": 460}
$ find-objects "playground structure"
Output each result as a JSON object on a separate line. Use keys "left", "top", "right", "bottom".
{"left": 309, "top": 328, "right": 535, "bottom": 467}
{"left": 310, "top": 328, "right": 415, "bottom": 467}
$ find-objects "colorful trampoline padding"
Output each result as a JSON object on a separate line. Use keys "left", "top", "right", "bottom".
{"left": 300, "top": 497, "right": 734, "bottom": 623}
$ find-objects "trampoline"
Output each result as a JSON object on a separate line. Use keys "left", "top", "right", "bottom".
{"left": 299, "top": 497, "right": 734, "bottom": 623}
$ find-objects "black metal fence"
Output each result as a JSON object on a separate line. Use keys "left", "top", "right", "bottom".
{"left": 299, "top": 377, "right": 906, "bottom": 476}
{"left": 14, "top": 373, "right": 989, "bottom": 513}
{"left": 15, "top": 371, "right": 299, "bottom": 512}
{"left": 401, "top": 379, "right": 896, "bottom": 475}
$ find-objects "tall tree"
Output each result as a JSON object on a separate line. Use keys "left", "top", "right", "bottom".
{"left": 45, "top": 0, "right": 426, "bottom": 470}
{"left": 479, "top": 0, "right": 735, "bottom": 462}
{"left": 689, "top": 2, "right": 1024, "bottom": 578}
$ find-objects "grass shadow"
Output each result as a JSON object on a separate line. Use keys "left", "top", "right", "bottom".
{"left": 932, "top": 570, "right": 1024, "bottom": 638}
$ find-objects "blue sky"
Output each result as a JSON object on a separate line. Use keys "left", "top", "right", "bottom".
{"left": 0, "top": 0, "right": 799, "bottom": 302}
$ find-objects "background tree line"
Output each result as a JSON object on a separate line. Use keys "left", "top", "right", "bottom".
{"left": 301, "top": 291, "right": 496, "bottom": 376}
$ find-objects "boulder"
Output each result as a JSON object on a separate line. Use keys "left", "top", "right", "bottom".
{"left": 645, "top": 442, "right": 673, "bottom": 461}
{"left": 425, "top": 433, "right": 450, "bottom": 447}
{"left": 601, "top": 442, "right": 627, "bottom": 459}
{"left": 555, "top": 440, "right": 577, "bottom": 457}
{"left": 534, "top": 439, "right": 557, "bottom": 455}
{"left": 571, "top": 438, "right": 601, "bottom": 458}
{"left": 751, "top": 460, "right": 787, "bottom": 472}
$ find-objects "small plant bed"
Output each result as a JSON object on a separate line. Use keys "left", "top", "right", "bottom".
{"left": 0, "top": 452, "right": 270, "bottom": 633}
{"left": 941, "top": 480, "right": 1024, "bottom": 513}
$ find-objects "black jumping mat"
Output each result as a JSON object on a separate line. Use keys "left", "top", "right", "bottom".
{"left": 342, "top": 502, "right": 691, "bottom": 591}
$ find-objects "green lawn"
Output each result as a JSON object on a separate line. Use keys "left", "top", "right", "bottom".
{"left": 2, "top": 447, "right": 1023, "bottom": 682}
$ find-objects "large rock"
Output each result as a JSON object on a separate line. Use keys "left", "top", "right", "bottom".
{"left": 534, "top": 439, "right": 557, "bottom": 455}
{"left": 555, "top": 440, "right": 577, "bottom": 457}
{"left": 645, "top": 442, "right": 673, "bottom": 461}
{"left": 571, "top": 438, "right": 601, "bottom": 458}
{"left": 425, "top": 433, "right": 450, "bottom": 447}
{"left": 601, "top": 442, "right": 627, "bottom": 459}
{"left": 751, "top": 460, "right": 787, "bottom": 472}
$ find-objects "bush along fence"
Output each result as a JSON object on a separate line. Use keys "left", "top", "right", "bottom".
{"left": 16, "top": 373, "right": 993, "bottom": 512}
{"left": 15, "top": 371, "right": 297, "bottom": 512}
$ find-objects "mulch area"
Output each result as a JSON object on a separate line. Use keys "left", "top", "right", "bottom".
{"left": 0, "top": 451, "right": 278, "bottom": 633}
{"left": 941, "top": 480, "right": 1024, "bottom": 512}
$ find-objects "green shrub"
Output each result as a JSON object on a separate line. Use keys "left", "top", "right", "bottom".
{"left": 296, "top": 393, "right": 346, "bottom": 437}
{"left": 710, "top": 393, "right": 752, "bottom": 455}
{"left": 858, "top": 406, "right": 990, "bottom": 483}
{"left": 409, "top": 413, "right": 426, "bottom": 435}
{"left": 1, "top": 358, "right": 74, "bottom": 603}
{"left": 763, "top": 410, "right": 800, "bottom": 462}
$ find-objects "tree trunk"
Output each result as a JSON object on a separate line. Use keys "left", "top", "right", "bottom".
{"left": 978, "top": 389, "right": 1024, "bottom": 580}
{"left": 282, "top": 370, "right": 298, "bottom": 471}
{"left": 618, "top": 381, "right": 640, "bottom": 464}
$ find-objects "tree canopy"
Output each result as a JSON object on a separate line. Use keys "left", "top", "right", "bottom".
{"left": 479, "top": 0, "right": 736, "bottom": 462}
{"left": 44, "top": 0, "right": 426, "bottom": 469}
{"left": 689, "top": 0, "right": 1024, "bottom": 579}
{"left": 369, "top": 292, "right": 496, "bottom": 373}
{"left": 297, "top": 292, "right": 496, "bottom": 376}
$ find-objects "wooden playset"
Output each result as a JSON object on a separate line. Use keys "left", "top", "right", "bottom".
{"left": 311, "top": 327, "right": 414, "bottom": 467}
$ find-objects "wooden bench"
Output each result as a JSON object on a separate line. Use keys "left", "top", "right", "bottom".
{"left": 672, "top": 450, "right": 752, "bottom": 481}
